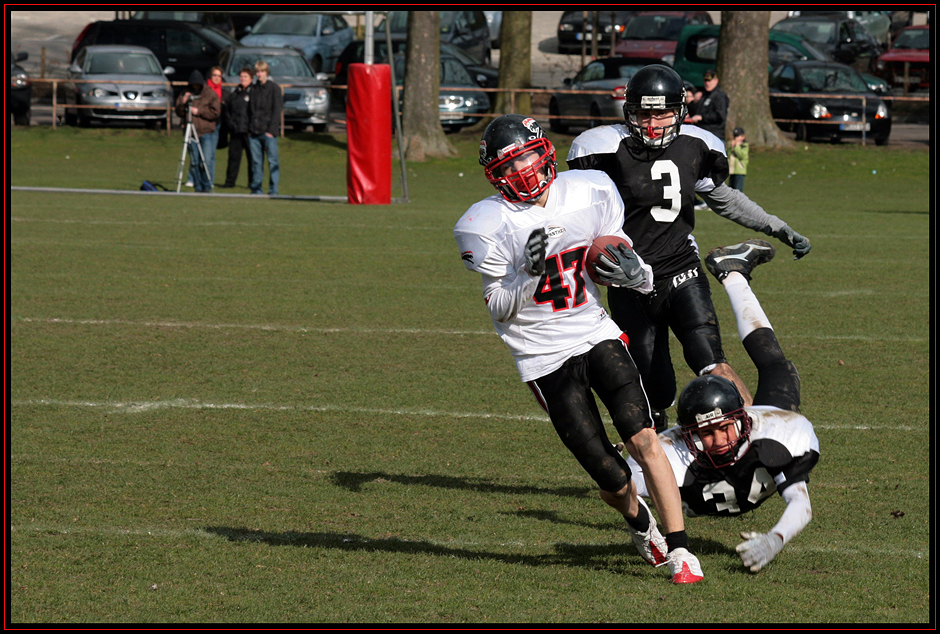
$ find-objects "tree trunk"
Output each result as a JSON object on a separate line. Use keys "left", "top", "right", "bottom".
{"left": 492, "top": 11, "right": 532, "bottom": 116}
{"left": 719, "top": 11, "right": 793, "bottom": 148}
{"left": 402, "top": 11, "right": 456, "bottom": 160}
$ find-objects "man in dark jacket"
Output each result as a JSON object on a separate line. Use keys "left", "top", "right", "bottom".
{"left": 686, "top": 68, "right": 728, "bottom": 142}
{"left": 247, "top": 60, "right": 283, "bottom": 196}
{"left": 220, "top": 67, "right": 254, "bottom": 188}
{"left": 174, "top": 69, "right": 221, "bottom": 192}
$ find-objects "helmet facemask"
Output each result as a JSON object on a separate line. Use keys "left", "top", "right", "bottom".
{"left": 625, "top": 105, "right": 686, "bottom": 148}
{"left": 483, "top": 138, "right": 557, "bottom": 203}
{"left": 680, "top": 407, "right": 753, "bottom": 469}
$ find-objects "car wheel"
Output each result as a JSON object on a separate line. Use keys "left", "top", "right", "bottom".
{"left": 310, "top": 55, "right": 323, "bottom": 74}
{"left": 548, "top": 99, "right": 568, "bottom": 134}
{"left": 13, "top": 111, "right": 30, "bottom": 126}
{"left": 589, "top": 104, "right": 602, "bottom": 129}
{"left": 312, "top": 123, "right": 327, "bottom": 133}
{"left": 874, "top": 136, "right": 889, "bottom": 146}
{"left": 795, "top": 122, "right": 809, "bottom": 141}
{"left": 64, "top": 108, "right": 77, "bottom": 127}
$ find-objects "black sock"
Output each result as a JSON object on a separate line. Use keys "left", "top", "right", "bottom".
{"left": 624, "top": 500, "right": 650, "bottom": 532}
{"left": 665, "top": 531, "right": 689, "bottom": 552}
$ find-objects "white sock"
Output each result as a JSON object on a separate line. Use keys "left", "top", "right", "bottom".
{"left": 723, "top": 272, "right": 772, "bottom": 341}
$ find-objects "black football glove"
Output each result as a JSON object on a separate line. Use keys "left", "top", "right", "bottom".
{"left": 524, "top": 228, "right": 548, "bottom": 276}
{"left": 594, "top": 244, "right": 646, "bottom": 289}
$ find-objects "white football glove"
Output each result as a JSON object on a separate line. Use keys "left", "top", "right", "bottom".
{"left": 735, "top": 531, "right": 784, "bottom": 572}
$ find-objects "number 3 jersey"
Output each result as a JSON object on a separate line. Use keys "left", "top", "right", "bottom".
{"left": 454, "top": 169, "right": 652, "bottom": 382}
{"left": 567, "top": 124, "right": 729, "bottom": 280}
{"left": 628, "top": 406, "right": 820, "bottom": 517}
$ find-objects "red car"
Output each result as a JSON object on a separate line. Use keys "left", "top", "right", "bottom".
{"left": 874, "top": 24, "right": 930, "bottom": 91}
{"left": 613, "top": 11, "right": 712, "bottom": 65}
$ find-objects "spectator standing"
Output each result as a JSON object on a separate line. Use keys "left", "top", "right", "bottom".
{"left": 174, "top": 69, "right": 221, "bottom": 193}
{"left": 248, "top": 60, "right": 282, "bottom": 196}
{"left": 686, "top": 69, "right": 728, "bottom": 141}
{"left": 204, "top": 66, "right": 225, "bottom": 186}
{"left": 728, "top": 127, "right": 748, "bottom": 192}
{"left": 220, "top": 67, "right": 254, "bottom": 189}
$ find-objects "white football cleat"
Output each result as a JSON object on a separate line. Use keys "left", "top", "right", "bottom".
{"left": 626, "top": 496, "right": 667, "bottom": 566}
{"left": 666, "top": 547, "right": 704, "bottom": 584}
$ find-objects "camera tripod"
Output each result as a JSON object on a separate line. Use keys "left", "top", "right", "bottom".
{"left": 175, "top": 100, "right": 213, "bottom": 192}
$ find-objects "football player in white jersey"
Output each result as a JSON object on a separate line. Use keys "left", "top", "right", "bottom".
{"left": 567, "top": 64, "right": 812, "bottom": 433}
{"left": 454, "top": 114, "right": 704, "bottom": 583}
{"left": 623, "top": 238, "right": 820, "bottom": 572}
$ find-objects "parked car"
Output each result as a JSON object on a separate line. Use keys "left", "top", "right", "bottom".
{"left": 62, "top": 45, "right": 173, "bottom": 128}
{"left": 672, "top": 24, "right": 890, "bottom": 94}
{"left": 873, "top": 25, "right": 930, "bottom": 91}
{"left": 332, "top": 38, "right": 498, "bottom": 104}
{"left": 9, "top": 50, "right": 31, "bottom": 126}
{"left": 613, "top": 11, "right": 712, "bottom": 65}
{"left": 768, "top": 60, "right": 891, "bottom": 145}
{"left": 378, "top": 11, "right": 491, "bottom": 65}
{"left": 240, "top": 12, "right": 353, "bottom": 74}
{"left": 548, "top": 57, "right": 663, "bottom": 133}
{"left": 788, "top": 10, "right": 892, "bottom": 47}
{"left": 771, "top": 14, "right": 882, "bottom": 73}
{"left": 129, "top": 11, "right": 262, "bottom": 38}
{"left": 484, "top": 11, "right": 502, "bottom": 49}
{"left": 556, "top": 11, "right": 637, "bottom": 54}
{"left": 218, "top": 46, "right": 330, "bottom": 132}
{"left": 70, "top": 19, "right": 240, "bottom": 93}
{"left": 389, "top": 53, "right": 490, "bottom": 132}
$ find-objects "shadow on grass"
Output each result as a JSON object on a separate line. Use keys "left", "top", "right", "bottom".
{"left": 204, "top": 525, "right": 730, "bottom": 574}
{"left": 331, "top": 470, "right": 594, "bottom": 498}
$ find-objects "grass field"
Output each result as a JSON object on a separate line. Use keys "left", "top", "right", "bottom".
{"left": 9, "top": 125, "right": 931, "bottom": 624}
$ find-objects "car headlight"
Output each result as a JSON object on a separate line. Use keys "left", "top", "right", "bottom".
{"left": 440, "top": 95, "right": 466, "bottom": 109}
{"left": 810, "top": 103, "right": 831, "bottom": 119}
{"left": 875, "top": 102, "right": 889, "bottom": 119}
{"left": 303, "top": 88, "right": 328, "bottom": 107}
{"left": 559, "top": 24, "right": 573, "bottom": 32}
{"left": 10, "top": 70, "right": 29, "bottom": 89}
{"left": 87, "top": 87, "right": 115, "bottom": 98}
{"left": 149, "top": 89, "right": 169, "bottom": 98}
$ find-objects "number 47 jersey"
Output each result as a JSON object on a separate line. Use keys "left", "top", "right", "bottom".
{"left": 454, "top": 170, "right": 651, "bottom": 383}
{"left": 628, "top": 406, "right": 820, "bottom": 517}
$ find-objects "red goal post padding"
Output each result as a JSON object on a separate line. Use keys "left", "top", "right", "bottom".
{"left": 346, "top": 63, "right": 392, "bottom": 204}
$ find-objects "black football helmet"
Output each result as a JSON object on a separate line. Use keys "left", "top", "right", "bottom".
{"left": 676, "top": 375, "right": 752, "bottom": 468}
{"left": 479, "top": 114, "right": 557, "bottom": 203}
{"left": 623, "top": 64, "right": 688, "bottom": 148}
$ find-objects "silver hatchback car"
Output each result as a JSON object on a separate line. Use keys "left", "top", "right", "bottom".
{"left": 64, "top": 45, "right": 173, "bottom": 127}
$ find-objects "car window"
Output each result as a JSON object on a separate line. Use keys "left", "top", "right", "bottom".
{"left": 800, "top": 66, "right": 868, "bottom": 92}
{"left": 575, "top": 62, "right": 604, "bottom": 83}
{"left": 624, "top": 15, "right": 688, "bottom": 41}
{"left": 686, "top": 34, "right": 718, "bottom": 63}
{"left": 86, "top": 51, "right": 163, "bottom": 75}
{"left": 769, "top": 41, "right": 808, "bottom": 64}
{"left": 166, "top": 28, "right": 206, "bottom": 56}
{"left": 233, "top": 53, "right": 313, "bottom": 77}
{"left": 441, "top": 57, "right": 474, "bottom": 84}
{"left": 770, "top": 64, "right": 796, "bottom": 92}
{"left": 99, "top": 25, "right": 164, "bottom": 54}
{"left": 193, "top": 25, "right": 238, "bottom": 48}
{"left": 893, "top": 28, "right": 929, "bottom": 49}
{"left": 74, "top": 48, "right": 87, "bottom": 67}
{"left": 253, "top": 13, "right": 320, "bottom": 36}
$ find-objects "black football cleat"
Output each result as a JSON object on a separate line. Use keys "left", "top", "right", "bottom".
{"left": 704, "top": 239, "right": 775, "bottom": 282}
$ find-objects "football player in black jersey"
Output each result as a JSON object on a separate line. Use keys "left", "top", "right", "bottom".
{"left": 567, "top": 64, "right": 812, "bottom": 432}
{"left": 623, "top": 239, "right": 819, "bottom": 572}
